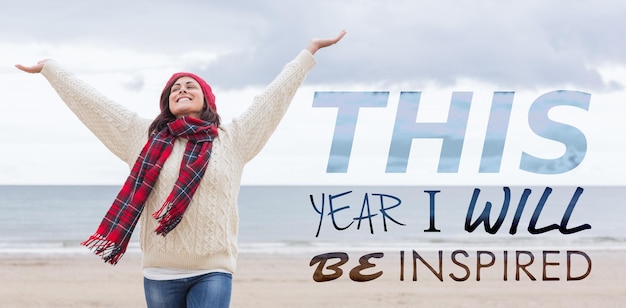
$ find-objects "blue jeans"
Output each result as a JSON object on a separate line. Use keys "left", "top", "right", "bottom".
{"left": 144, "top": 272, "right": 232, "bottom": 308}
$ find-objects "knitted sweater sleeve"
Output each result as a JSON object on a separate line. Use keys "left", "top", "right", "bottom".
{"left": 40, "top": 61, "right": 149, "bottom": 163}
{"left": 230, "top": 49, "right": 317, "bottom": 162}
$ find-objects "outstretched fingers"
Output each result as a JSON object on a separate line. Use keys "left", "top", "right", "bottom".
{"left": 15, "top": 59, "right": 48, "bottom": 74}
{"left": 307, "top": 30, "right": 347, "bottom": 54}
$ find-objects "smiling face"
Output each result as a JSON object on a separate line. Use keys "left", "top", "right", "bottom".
{"left": 168, "top": 76, "right": 206, "bottom": 119}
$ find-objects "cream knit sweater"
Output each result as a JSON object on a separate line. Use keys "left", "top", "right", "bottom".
{"left": 41, "top": 50, "right": 317, "bottom": 273}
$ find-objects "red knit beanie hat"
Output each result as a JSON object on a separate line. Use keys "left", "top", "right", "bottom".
{"left": 162, "top": 72, "right": 217, "bottom": 112}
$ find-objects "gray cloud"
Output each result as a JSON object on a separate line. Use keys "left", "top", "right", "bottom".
{"left": 122, "top": 74, "right": 145, "bottom": 92}
{"left": 3, "top": 0, "right": 626, "bottom": 91}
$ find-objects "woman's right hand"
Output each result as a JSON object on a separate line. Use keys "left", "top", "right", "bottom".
{"left": 15, "top": 59, "right": 49, "bottom": 74}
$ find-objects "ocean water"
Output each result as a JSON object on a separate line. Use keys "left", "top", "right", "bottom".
{"left": 0, "top": 185, "right": 624, "bottom": 255}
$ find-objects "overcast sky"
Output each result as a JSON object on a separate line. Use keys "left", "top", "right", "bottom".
{"left": 1, "top": 0, "right": 625, "bottom": 186}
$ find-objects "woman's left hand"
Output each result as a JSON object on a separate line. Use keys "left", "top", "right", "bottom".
{"left": 307, "top": 30, "right": 347, "bottom": 55}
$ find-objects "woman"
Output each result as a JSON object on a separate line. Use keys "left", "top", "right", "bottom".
{"left": 16, "top": 30, "right": 346, "bottom": 308}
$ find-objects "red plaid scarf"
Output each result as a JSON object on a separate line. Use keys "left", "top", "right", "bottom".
{"left": 81, "top": 116, "right": 218, "bottom": 265}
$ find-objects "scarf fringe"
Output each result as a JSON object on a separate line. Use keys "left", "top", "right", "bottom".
{"left": 152, "top": 201, "right": 184, "bottom": 236}
{"left": 81, "top": 234, "right": 124, "bottom": 265}
{"left": 151, "top": 201, "right": 171, "bottom": 222}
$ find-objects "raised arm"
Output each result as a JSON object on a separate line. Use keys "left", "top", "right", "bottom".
{"left": 15, "top": 60, "right": 150, "bottom": 164}
{"left": 231, "top": 30, "right": 346, "bottom": 162}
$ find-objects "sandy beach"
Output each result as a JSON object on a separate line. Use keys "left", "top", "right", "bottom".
{"left": 1, "top": 249, "right": 624, "bottom": 307}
